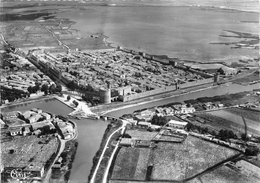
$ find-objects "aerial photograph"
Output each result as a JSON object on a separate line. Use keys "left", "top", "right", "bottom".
{"left": 0, "top": 0, "right": 259, "bottom": 183}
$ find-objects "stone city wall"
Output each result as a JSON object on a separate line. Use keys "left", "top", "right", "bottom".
{"left": 122, "top": 78, "right": 213, "bottom": 102}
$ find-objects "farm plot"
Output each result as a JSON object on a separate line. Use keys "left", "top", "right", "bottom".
{"left": 226, "top": 107, "right": 260, "bottom": 122}
{"left": 183, "top": 136, "right": 239, "bottom": 178}
{"left": 194, "top": 113, "right": 250, "bottom": 134}
{"left": 151, "top": 136, "right": 239, "bottom": 181}
{"left": 111, "top": 147, "right": 150, "bottom": 180}
{"left": 151, "top": 149, "right": 188, "bottom": 181}
{"left": 127, "top": 130, "right": 158, "bottom": 141}
{"left": 200, "top": 165, "right": 260, "bottom": 183}
{"left": 208, "top": 110, "right": 260, "bottom": 134}
{"left": 134, "top": 148, "right": 151, "bottom": 180}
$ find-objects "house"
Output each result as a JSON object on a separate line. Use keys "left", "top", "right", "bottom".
{"left": 27, "top": 114, "right": 42, "bottom": 123}
{"left": 23, "top": 127, "right": 31, "bottom": 136}
{"left": 218, "top": 66, "right": 238, "bottom": 75}
{"left": 137, "top": 121, "right": 151, "bottom": 128}
{"left": 22, "top": 111, "right": 36, "bottom": 119}
{"left": 33, "top": 129, "right": 41, "bottom": 136}
{"left": 41, "top": 113, "right": 51, "bottom": 120}
{"left": 203, "top": 102, "right": 214, "bottom": 110}
{"left": 150, "top": 124, "right": 161, "bottom": 130}
{"left": 9, "top": 127, "right": 23, "bottom": 136}
{"left": 180, "top": 105, "right": 196, "bottom": 114}
{"left": 120, "top": 138, "right": 132, "bottom": 146}
{"left": 23, "top": 162, "right": 45, "bottom": 178}
{"left": 2, "top": 111, "right": 19, "bottom": 121}
{"left": 167, "top": 120, "right": 188, "bottom": 129}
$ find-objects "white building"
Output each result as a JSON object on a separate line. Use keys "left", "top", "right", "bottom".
{"left": 167, "top": 120, "right": 188, "bottom": 129}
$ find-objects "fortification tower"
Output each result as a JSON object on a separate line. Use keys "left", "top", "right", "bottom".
{"left": 99, "top": 81, "right": 111, "bottom": 104}
{"left": 214, "top": 73, "right": 220, "bottom": 83}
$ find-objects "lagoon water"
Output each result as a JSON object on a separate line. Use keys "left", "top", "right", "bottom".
{"left": 56, "top": 6, "right": 258, "bottom": 62}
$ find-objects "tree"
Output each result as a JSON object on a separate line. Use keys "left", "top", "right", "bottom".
{"left": 68, "top": 81, "right": 77, "bottom": 91}
{"left": 73, "top": 100, "right": 79, "bottom": 107}
{"left": 27, "top": 86, "right": 33, "bottom": 94}
{"left": 151, "top": 115, "right": 167, "bottom": 126}
{"left": 245, "top": 147, "right": 260, "bottom": 156}
{"left": 34, "top": 82, "right": 41, "bottom": 91}
{"left": 185, "top": 123, "right": 194, "bottom": 131}
{"left": 67, "top": 95, "right": 71, "bottom": 101}
{"left": 241, "top": 133, "right": 249, "bottom": 141}
{"left": 49, "top": 84, "right": 56, "bottom": 94}
{"left": 55, "top": 84, "right": 62, "bottom": 93}
{"left": 41, "top": 84, "right": 49, "bottom": 93}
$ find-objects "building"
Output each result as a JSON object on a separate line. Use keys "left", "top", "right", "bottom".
{"left": 180, "top": 105, "right": 196, "bottom": 114}
{"left": 23, "top": 162, "right": 45, "bottom": 178}
{"left": 137, "top": 121, "right": 151, "bottom": 128}
{"left": 22, "top": 111, "right": 36, "bottom": 119}
{"left": 218, "top": 66, "right": 238, "bottom": 75}
{"left": 2, "top": 111, "right": 19, "bottom": 121}
{"left": 120, "top": 138, "right": 132, "bottom": 146}
{"left": 9, "top": 127, "right": 23, "bottom": 136}
{"left": 27, "top": 113, "right": 42, "bottom": 123}
{"left": 116, "top": 86, "right": 132, "bottom": 96}
{"left": 167, "top": 120, "right": 188, "bottom": 129}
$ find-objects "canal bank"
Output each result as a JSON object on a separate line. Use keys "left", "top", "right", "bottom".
{"left": 106, "top": 83, "right": 260, "bottom": 117}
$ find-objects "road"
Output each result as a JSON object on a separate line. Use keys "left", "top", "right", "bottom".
{"left": 102, "top": 120, "right": 128, "bottom": 183}
{"left": 43, "top": 138, "right": 66, "bottom": 183}
{"left": 90, "top": 120, "right": 128, "bottom": 183}
{"left": 0, "top": 33, "right": 8, "bottom": 45}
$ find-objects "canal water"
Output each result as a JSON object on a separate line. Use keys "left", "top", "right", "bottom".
{"left": 1, "top": 98, "right": 108, "bottom": 183}
{"left": 1, "top": 83, "right": 259, "bottom": 182}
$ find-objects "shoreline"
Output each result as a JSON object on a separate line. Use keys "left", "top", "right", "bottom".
{"left": 1, "top": 1, "right": 259, "bottom": 14}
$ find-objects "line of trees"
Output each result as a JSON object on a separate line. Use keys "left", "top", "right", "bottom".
{"left": 27, "top": 82, "right": 62, "bottom": 95}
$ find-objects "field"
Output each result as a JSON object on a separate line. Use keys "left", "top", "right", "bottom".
{"left": 152, "top": 149, "right": 187, "bottom": 180}
{"left": 111, "top": 136, "right": 239, "bottom": 181}
{"left": 226, "top": 107, "right": 260, "bottom": 122}
{"left": 127, "top": 130, "right": 158, "bottom": 141}
{"left": 208, "top": 109, "right": 260, "bottom": 134}
{"left": 111, "top": 147, "right": 150, "bottom": 181}
{"left": 191, "top": 108, "right": 260, "bottom": 136}
{"left": 200, "top": 165, "right": 260, "bottom": 183}
{"left": 151, "top": 136, "right": 239, "bottom": 180}
{"left": 1, "top": 135, "right": 59, "bottom": 168}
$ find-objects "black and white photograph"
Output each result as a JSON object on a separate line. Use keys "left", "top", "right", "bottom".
{"left": 0, "top": 0, "right": 259, "bottom": 182}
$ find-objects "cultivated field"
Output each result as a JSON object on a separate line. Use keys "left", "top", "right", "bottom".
{"left": 111, "top": 147, "right": 150, "bottom": 180}
{"left": 127, "top": 130, "right": 158, "bottom": 141}
{"left": 111, "top": 136, "right": 239, "bottom": 182}
{"left": 226, "top": 107, "right": 260, "bottom": 122}
{"left": 151, "top": 149, "right": 187, "bottom": 180}
{"left": 151, "top": 136, "right": 239, "bottom": 181}
{"left": 208, "top": 109, "right": 260, "bottom": 134}
{"left": 200, "top": 165, "right": 260, "bottom": 183}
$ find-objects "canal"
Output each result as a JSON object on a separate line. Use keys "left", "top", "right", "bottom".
{"left": 1, "top": 83, "right": 259, "bottom": 182}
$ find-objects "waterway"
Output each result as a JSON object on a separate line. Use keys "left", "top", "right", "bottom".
{"left": 1, "top": 98, "right": 108, "bottom": 183}
{"left": 55, "top": 5, "right": 258, "bottom": 62}
{"left": 1, "top": 83, "right": 259, "bottom": 182}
